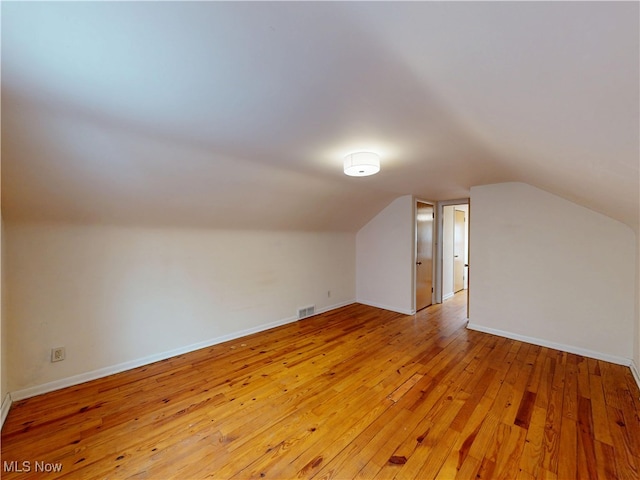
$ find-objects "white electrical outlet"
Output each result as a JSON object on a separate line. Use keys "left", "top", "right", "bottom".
{"left": 51, "top": 347, "right": 65, "bottom": 362}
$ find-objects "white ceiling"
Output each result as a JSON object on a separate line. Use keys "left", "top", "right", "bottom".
{"left": 2, "top": 1, "right": 638, "bottom": 232}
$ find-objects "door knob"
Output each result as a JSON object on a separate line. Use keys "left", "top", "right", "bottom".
{"left": 416, "top": 261, "right": 422, "bottom": 265}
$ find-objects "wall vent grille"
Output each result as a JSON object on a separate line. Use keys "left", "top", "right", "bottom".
{"left": 298, "top": 305, "right": 315, "bottom": 319}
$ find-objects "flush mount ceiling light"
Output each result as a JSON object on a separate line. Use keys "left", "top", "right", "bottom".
{"left": 343, "top": 152, "right": 380, "bottom": 177}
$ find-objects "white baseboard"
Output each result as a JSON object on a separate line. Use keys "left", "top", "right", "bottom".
{"left": 631, "top": 361, "right": 640, "bottom": 392}
{"left": 11, "top": 300, "right": 355, "bottom": 402}
{"left": 314, "top": 300, "right": 355, "bottom": 316}
{"left": 355, "top": 299, "right": 415, "bottom": 316}
{"left": 1, "top": 393, "right": 12, "bottom": 430}
{"left": 442, "top": 292, "right": 455, "bottom": 301}
{"left": 466, "top": 322, "right": 632, "bottom": 367}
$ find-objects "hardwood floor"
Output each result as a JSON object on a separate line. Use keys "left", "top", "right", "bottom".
{"left": 2, "top": 292, "right": 639, "bottom": 479}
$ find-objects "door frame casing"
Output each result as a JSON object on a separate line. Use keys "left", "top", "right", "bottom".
{"left": 435, "top": 199, "right": 470, "bottom": 307}
{"left": 414, "top": 198, "right": 436, "bottom": 313}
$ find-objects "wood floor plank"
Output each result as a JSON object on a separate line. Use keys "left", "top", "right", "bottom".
{"left": 562, "top": 353, "right": 579, "bottom": 422}
{"left": 619, "top": 383, "right": 640, "bottom": 456}
{"left": 2, "top": 291, "right": 638, "bottom": 480}
{"left": 534, "top": 352, "right": 553, "bottom": 411}
{"left": 413, "top": 428, "right": 460, "bottom": 480}
{"left": 263, "top": 386, "right": 394, "bottom": 479}
{"left": 518, "top": 405, "right": 547, "bottom": 477}
{"left": 557, "top": 415, "right": 577, "bottom": 480}
{"left": 606, "top": 405, "right": 640, "bottom": 479}
{"left": 594, "top": 439, "right": 618, "bottom": 479}
{"left": 437, "top": 394, "right": 495, "bottom": 478}
{"left": 309, "top": 406, "right": 414, "bottom": 479}
{"left": 577, "top": 356, "right": 591, "bottom": 400}
{"left": 482, "top": 422, "right": 527, "bottom": 480}
{"left": 450, "top": 367, "right": 496, "bottom": 432}
{"left": 383, "top": 388, "right": 466, "bottom": 479}
{"left": 454, "top": 454, "right": 482, "bottom": 480}
{"left": 589, "top": 374, "right": 614, "bottom": 446}
{"left": 599, "top": 361, "right": 624, "bottom": 411}
{"left": 541, "top": 350, "right": 566, "bottom": 475}
{"left": 577, "top": 396, "right": 599, "bottom": 480}
{"left": 514, "top": 390, "right": 536, "bottom": 430}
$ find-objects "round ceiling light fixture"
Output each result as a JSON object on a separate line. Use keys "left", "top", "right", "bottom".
{"left": 343, "top": 152, "right": 380, "bottom": 177}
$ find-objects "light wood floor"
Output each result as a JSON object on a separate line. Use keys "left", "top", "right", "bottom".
{"left": 2, "top": 292, "right": 639, "bottom": 479}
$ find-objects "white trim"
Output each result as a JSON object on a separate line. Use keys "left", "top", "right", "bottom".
{"left": 631, "top": 361, "right": 640, "bottom": 392}
{"left": 466, "top": 322, "right": 632, "bottom": 366}
{"left": 1, "top": 393, "right": 12, "bottom": 430}
{"left": 356, "top": 299, "right": 415, "bottom": 316}
{"left": 11, "top": 300, "right": 355, "bottom": 402}
{"left": 314, "top": 300, "right": 354, "bottom": 316}
{"left": 442, "top": 292, "right": 455, "bottom": 301}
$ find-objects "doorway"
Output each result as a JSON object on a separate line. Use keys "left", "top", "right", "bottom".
{"left": 415, "top": 201, "right": 434, "bottom": 311}
{"left": 442, "top": 205, "right": 468, "bottom": 299}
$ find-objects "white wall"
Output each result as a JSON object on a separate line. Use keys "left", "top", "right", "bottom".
{"left": 1, "top": 219, "right": 6, "bottom": 406}
{"left": 469, "top": 182, "right": 636, "bottom": 364}
{"left": 356, "top": 195, "right": 415, "bottom": 315}
{"left": 5, "top": 224, "right": 355, "bottom": 397}
{"left": 634, "top": 232, "right": 640, "bottom": 384}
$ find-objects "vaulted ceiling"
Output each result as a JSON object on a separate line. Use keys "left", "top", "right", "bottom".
{"left": 2, "top": 2, "right": 638, "bottom": 232}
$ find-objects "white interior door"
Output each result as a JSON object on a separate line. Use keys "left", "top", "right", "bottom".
{"left": 416, "top": 202, "right": 434, "bottom": 311}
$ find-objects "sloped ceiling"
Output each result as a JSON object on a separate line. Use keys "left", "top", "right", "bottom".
{"left": 2, "top": 1, "right": 638, "bottom": 232}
